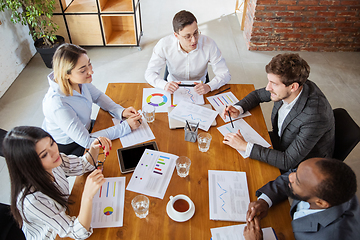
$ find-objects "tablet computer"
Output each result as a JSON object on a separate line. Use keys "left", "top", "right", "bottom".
{"left": 117, "top": 141, "right": 158, "bottom": 174}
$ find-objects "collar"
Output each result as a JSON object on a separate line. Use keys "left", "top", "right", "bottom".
{"left": 282, "top": 87, "right": 303, "bottom": 108}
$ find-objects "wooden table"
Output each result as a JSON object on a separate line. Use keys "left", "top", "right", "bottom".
{"left": 58, "top": 83, "right": 294, "bottom": 240}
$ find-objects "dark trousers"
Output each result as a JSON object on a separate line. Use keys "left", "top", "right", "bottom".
{"left": 57, "top": 120, "right": 95, "bottom": 156}
{"left": 0, "top": 203, "right": 26, "bottom": 240}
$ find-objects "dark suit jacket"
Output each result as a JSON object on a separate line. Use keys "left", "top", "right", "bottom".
{"left": 256, "top": 171, "right": 360, "bottom": 240}
{"left": 236, "top": 80, "right": 335, "bottom": 170}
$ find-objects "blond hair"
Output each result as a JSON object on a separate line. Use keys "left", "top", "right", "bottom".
{"left": 52, "top": 43, "right": 87, "bottom": 96}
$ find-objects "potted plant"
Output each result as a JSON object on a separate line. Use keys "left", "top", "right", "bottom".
{"left": 0, "top": 0, "right": 65, "bottom": 68}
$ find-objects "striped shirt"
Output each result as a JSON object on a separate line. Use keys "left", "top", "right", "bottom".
{"left": 18, "top": 153, "right": 95, "bottom": 240}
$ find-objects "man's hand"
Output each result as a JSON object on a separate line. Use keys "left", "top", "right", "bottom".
{"left": 223, "top": 130, "right": 247, "bottom": 151}
{"left": 194, "top": 82, "right": 211, "bottom": 95}
{"left": 246, "top": 199, "right": 269, "bottom": 222}
{"left": 165, "top": 81, "right": 180, "bottom": 94}
{"left": 221, "top": 105, "right": 240, "bottom": 119}
{"left": 243, "top": 217, "right": 263, "bottom": 240}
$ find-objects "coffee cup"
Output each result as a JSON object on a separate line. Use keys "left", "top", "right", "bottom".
{"left": 169, "top": 194, "right": 192, "bottom": 215}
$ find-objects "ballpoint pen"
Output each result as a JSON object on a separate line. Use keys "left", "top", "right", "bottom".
{"left": 215, "top": 87, "right": 231, "bottom": 95}
{"left": 226, "top": 105, "right": 234, "bottom": 128}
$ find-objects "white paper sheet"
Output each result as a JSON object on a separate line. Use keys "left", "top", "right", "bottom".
{"left": 206, "top": 92, "right": 251, "bottom": 123}
{"left": 208, "top": 170, "right": 250, "bottom": 222}
{"left": 173, "top": 86, "right": 204, "bottom": 105}
{"left": 91, "top": 177, "right": 126, "bottom": 228}
{"left": 113, "top": 115, "right": 155, "bottom": 148}
{"left": 168, "top": 101, "right": 218, "bottom": 131}
{"left": 142, "top": 88, "right": 171, "bottom": 113}
{"left": 211, "top": 225, "right": 277, "bottom": 240}
{"left": 126, "top": 149, "right": 178, "bottom": 199}
{"left": 217, "top": 119, "right": 271, "bottom": 158}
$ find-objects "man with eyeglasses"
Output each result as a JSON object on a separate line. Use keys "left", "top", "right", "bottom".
{"left": 145, "top": 10, "right": 230, "bottom": 95}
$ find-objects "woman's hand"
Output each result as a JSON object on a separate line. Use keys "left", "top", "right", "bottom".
{"left": 126, "top": 114, "right": 142, "bottom": 130}
{"left": 82, "top": 169, "right": 105, "bottom": 200}
{"left": 90, "top": 137, "right": 112, "bottom": 156}
{"left": 122, "top": 107, "right": 139, "bottom": 118}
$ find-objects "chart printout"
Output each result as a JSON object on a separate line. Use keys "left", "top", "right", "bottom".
{"left": 91, "top": 177, "right": 126, "bottom": 228}
{"left": 126, "top": 149, "right": 178, "bottom": 199}
{"left": 142, "top": 88, "right": 171, "bottom": 113}
{"left": 217, "top": 119, "right": 271, "bottom": 158}
{"left": 168, "top": 101, "right": 218, "bottom": 131}
{"left": 208, "top": 170, "right": 250, "bottom": 222}
{"left": 211, "top": 225, "right": 277, "bottom": 240}
{"left": 206, "top": 92, "right": 251, "bottom": 123}
{"left": 173, "top": 86, "right": 205, "bottom": 105}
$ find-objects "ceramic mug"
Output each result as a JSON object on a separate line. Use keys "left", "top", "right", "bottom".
{"left": 169, "top": 194, "right": 193, "bottom": 215}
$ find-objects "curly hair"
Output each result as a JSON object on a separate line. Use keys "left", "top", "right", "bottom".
{"left": 265, "top": 53, "right": 310, "bottom": 86}
{"left": 172, "top": 10, "right": 197, "bottom": 33}
{"left": 314, "top": 158, "right": 357, "bottom": 207}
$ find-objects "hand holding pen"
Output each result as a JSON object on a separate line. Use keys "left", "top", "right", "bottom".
{"left": 221, "top": 105, "right": 240, "bottom": 120}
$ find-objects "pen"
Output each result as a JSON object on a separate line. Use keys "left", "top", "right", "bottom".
{"left": 226, "top": 105, "right": 234, "bottom": 128}
{"left": 138, "top": 119, "right": 141, "bottom": 125}
{"left": 178, "top": 84, "right": 196, "bottom": 87}
{"left": 185, "top": 120, "right": 192, "bottom": 131}
{"left": 215, "top": 87, "right": 231, "bottom": 95}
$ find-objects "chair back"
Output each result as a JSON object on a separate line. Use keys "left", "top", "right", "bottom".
{"left": 333, "top": 108, "right": 360, "bottom": 161}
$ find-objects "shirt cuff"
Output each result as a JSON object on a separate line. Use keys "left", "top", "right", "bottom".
{"left": 258, "top": 193, "right": 273, "bottom": 208}
{"left": 244, "top": 142, "right": 254, "bottom": 158}
{"left": 233, "top": 105, "right": 244, "bottom": 115}
{"left": 73, "top": 217, "right": 93, "bottom": 238}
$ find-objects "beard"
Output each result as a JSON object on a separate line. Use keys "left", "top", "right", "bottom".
{"left": 288, "top": 182, "right": 311, "bottom": 202}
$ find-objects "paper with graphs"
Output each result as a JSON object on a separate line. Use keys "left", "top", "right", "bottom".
{"left": 173, "top": 86, "right": 204, "bottom": 105}
{"left": 168, "top": 101, "right": 218, "bottom": 131}
{"left": 208, "top": 170, "right": 250, "bottom": 222}
{"left": 211, "top": 225, "right": 277, "bottom": 240}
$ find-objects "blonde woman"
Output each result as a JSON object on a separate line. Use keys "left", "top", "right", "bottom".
{"left": 42, "top": 43, "right": 141, "bottom": 156}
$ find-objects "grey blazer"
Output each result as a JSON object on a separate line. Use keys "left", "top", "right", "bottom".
{"left": 256, "top": 171, "right": 360, "bottom": 240}
{"left": 236, "top": 80, "right": 335, "bottom": 170}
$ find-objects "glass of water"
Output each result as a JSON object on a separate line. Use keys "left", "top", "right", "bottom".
{"left": 197, "top": 132, "right": 212, "bottom": 152}
{"left": 142, "top": 105, "right": 155, "bottom": 123}
{"left": 175, "top": 156, "right": 191, "bottom": 178}
{"left": 131, "top": 195, "right": 149, "bottom": 218}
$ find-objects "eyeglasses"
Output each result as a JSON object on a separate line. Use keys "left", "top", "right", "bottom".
{"left": 178, "top": 30, "right": 201, "bottom": 41}
{"left": 97, "top": 152, "right": 107, "bottom": 170}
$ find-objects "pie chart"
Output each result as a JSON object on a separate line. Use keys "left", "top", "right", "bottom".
{"left": 103, "top": 206, "right": 114, "bottom": 216}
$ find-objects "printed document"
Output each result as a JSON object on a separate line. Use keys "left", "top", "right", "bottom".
{"left": 113, "top": 115, "right": 155, "bottom": 148}
{"left": 207, "top": 92, "right": 251, "bottom": 123}
{"left": 126, "top": 149, "right": 178, "bottom": 199}
{"left": 217, "top": 119, "right": 271, "bottom": 158}
{"left": 208, "top": 170, "right": 250, "bottom": 222}
{"left": 168, "top": 101, "right": 218, "bottom": 131}
{"left": 211, "top": 225, "right": 277, "bottom": 240}
{"left": 91, "top": 177, "right": 126, "bottom": 228}
{"left": 173, "top": 86, "right": 204, "bottom": 105}
{"left": 142, "top": 88, "right": 171, "bottom": 113}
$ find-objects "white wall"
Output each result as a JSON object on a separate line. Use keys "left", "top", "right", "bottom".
{"left": 0, "top": 9, "right": 36, "bottom": 98}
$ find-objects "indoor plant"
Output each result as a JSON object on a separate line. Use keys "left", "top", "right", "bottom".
{"left": 0, "top": 0, "right": 64, "bottom": 68}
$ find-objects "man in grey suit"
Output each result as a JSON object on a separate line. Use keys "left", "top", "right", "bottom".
{"left": 243, "top": 158, "right": 359, "bottom": 240}
{"left": 222, "top": 53, "right": 334, "bottom": 171}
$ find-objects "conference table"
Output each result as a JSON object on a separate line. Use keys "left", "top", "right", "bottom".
{"left": 57, "top": 83, "right": 294, "bottom": 240}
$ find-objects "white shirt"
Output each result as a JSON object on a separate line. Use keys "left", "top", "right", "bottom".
{"left": 236, "top": 89, "right": 303, "bottom": 157}
{"left": 144, "top": 34, "right": 231, "bottom": 91}
{"left": 19, "top": 153, "right": 95, "bottom": 240}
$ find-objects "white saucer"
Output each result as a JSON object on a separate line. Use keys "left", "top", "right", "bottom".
{"left": 166, "top": 200, "right": 195, "bottom": 222}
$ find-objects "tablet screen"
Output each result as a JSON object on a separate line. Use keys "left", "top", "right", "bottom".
{"left": 117, "top": 141, "right": 158, "bottom": 173}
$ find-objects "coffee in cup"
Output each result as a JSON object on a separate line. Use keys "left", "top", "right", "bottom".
{"left": 173, "top": 198, "right": 190, "bottom": 213}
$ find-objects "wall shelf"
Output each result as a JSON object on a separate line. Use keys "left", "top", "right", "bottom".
{"left": 52, "top": 0, "right": 142, "bottom": 46}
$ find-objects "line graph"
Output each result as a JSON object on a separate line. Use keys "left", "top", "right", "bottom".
{"left": 181, "top": 114, "right": 207, "bottom": 122}
{"left": 217, "top": 182, "right": 228, "bottom": 213}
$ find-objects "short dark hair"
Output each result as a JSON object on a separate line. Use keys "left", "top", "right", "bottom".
{"left": 314, "top": 158, "right": 357, "bottom": 207}
{"left": 172, "top": 10, "right": 197, "bottom": 33}
{"left": 265, "top": 53, "right": 310, "bottom": 86}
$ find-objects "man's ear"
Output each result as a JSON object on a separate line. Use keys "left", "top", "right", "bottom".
{"left": 174, "top": 32, "right": 179, "bottom": 39}
{"left": 314, "top": 198, "right": 331, "bottom": 209}
{"left": 290, "top": 82, "right": 300, "bottom": 92}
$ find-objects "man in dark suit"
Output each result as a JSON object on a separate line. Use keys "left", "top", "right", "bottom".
{"left": 222, "top": 53, "right": 334, "bottom": 171}
{"left": 243, "top": 158, "right": 359, "bottom": 240}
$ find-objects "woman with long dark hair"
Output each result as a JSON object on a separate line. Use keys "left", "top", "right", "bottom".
{"left": 3, "top": 126, "right": 111, "bottom": 240}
